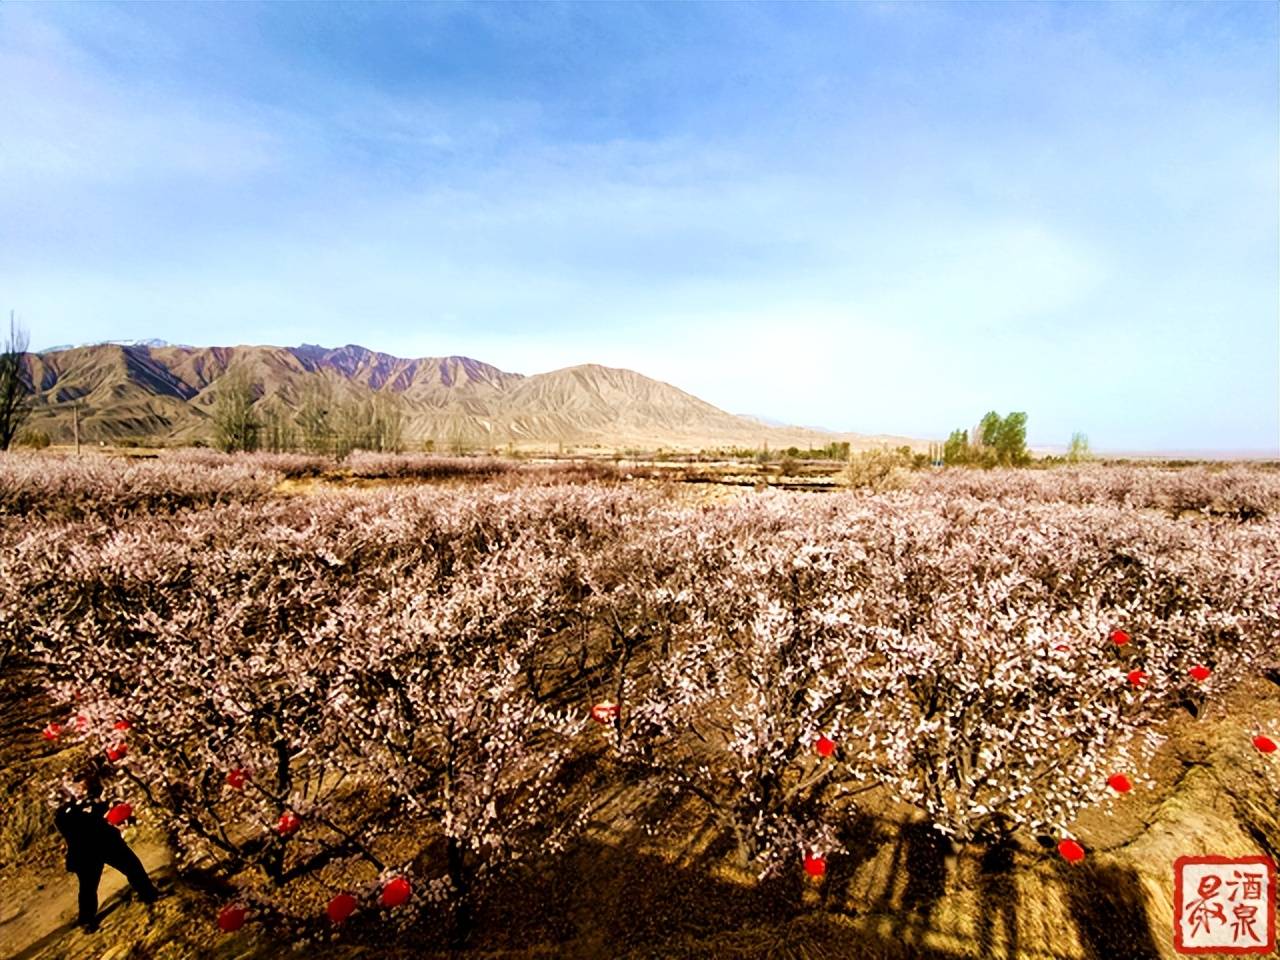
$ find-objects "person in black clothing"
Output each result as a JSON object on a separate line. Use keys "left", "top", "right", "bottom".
{"left": 54, "top": 763, "right": 159, "bottom": 933}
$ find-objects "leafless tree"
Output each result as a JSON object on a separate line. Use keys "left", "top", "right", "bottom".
{"left": 212, "top": 366, "right": 260, "bottom": 453}
{"left": 297, "top": 377, "right": 335, "bottom": 454}
{"left": 0, "top": 311, "right": 33, "bottom": 451}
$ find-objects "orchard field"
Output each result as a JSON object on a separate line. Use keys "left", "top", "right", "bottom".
{"left": 2, "top": 452, "right": 1279, "bottom": 960}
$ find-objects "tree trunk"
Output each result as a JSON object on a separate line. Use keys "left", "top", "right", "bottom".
{"left": 447, "top": 836, "right": 473, "bottom": 950}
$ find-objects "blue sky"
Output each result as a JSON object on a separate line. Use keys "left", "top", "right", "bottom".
{"left": 2, "top": 3, "right": 1276, "bottom": 453}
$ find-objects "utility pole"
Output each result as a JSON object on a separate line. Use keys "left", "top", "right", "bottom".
{"left": 73, "top": 403, "right": 81, "bottom": 456}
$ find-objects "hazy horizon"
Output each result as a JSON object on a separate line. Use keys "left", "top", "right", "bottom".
{"left": 4, "top": 3, "right": 1277, "bottom": 454}
{"left": 19, "top": 335, "right": 1271, "bottom": 459}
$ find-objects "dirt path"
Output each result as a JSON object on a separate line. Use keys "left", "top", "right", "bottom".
{"left": 0, "top": 839, "right": 173, "bottom": 960}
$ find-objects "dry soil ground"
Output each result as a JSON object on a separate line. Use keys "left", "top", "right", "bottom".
{"left": 3, "top": 660, "right": 1279, "bottom": 960}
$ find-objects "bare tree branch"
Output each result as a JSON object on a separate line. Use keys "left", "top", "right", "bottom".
{"left": 0, "top": 311, "right": 33, "bottom": 451}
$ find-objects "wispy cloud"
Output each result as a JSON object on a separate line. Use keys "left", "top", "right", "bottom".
{"left": 1, "top": 2, "right": 1275, "bottom": 452}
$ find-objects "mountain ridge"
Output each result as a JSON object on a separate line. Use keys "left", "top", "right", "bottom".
{"left": 18, "top": 342, "right": 922, "bottom": 452}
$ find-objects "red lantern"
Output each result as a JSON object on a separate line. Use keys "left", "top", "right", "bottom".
{"left": 105, "top": 743, "right": 128, "bottom": 762}
{"left": 113, "top": 719, "right": 131, "bottom": 731}
{"left": 815, "top": 736, "right": 836, "bottom": 758}
{"left": 106, "top": 802, "right": 133, "bottom": 826}
{"left": 1107, "top": 774, "right": 1132, "bottom": 794}
{"left": 1110, "top": 629, "right": 1130, "bottom": 646}
{"left": 1052, "top": 643, "right": 1070, "bottom": 653}
{"left": 1254, "top": 735, "right": 1277, "bottom": 754}
{"left": 1126, "top": 669, "right": 1148, "bottom": 688}
{"left": 1057, "top": 839, "right": 1085, "bottom": 863}
{"left": 327, "top": 893, "right": 358, "bottom": 924}
{"left": 380, "top": 876, "right": 411, "bottom": 908}
{"left": 42, "top": 723, "right": 62, "bottom": 741}
{"left": 590, "top": 702, "right": 620, "bottom": 724}
{"left": 276, "top": 811, "right": 301, "bottom": 836}
{"left": 75, "top": 714, "right": 88, "bottom": 730}
{"left": 217, "top": 904, "right": 246, "bottom": 932}
{"left": 803, "top": 854, "right": 826, "bottom": 878}
{"left": 1188, "top": 665, "right": 1211, "bottom": 683}
{"left": 227, "top": 768, "right": 249, "bottom": 790}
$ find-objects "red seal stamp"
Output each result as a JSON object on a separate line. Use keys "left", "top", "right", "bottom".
{"left": 1174, "top": 856, "right": 1275, "bottom": 954}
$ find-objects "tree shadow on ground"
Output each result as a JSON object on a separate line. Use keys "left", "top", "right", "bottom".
{"left": 1062, "top": 860, "right": 1162, "bottom": 960}
{"left": 898, "top": 820, "right": 950, "bottom": 919}
{"left": 466, "top": 833, "right": 970, "bottom": 960}
{"left": 975, "top": 838, "right": 1019, "bottom": 960}
{"left": 821, "top": 810, "right": 891, "bottom": 913}
{"left": 856, "top": 818, "right": 953, "bottom": 958}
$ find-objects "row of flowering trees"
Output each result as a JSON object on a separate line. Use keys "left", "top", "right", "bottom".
{"left": 911, "top": 464, "right": 1280, "bottom": 520}
{"left": 0, "top": 449, "right": 648, "bottom": 525}
{"left": 4, "top": 452, "right": 1277, "bottom": 523}
{"left": 4, "top": 469, "right": 1278, "bottom": 945}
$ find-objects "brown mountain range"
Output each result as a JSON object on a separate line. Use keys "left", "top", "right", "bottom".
{"left": 19, "top": 343, "right": 919, "bottom": 452}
